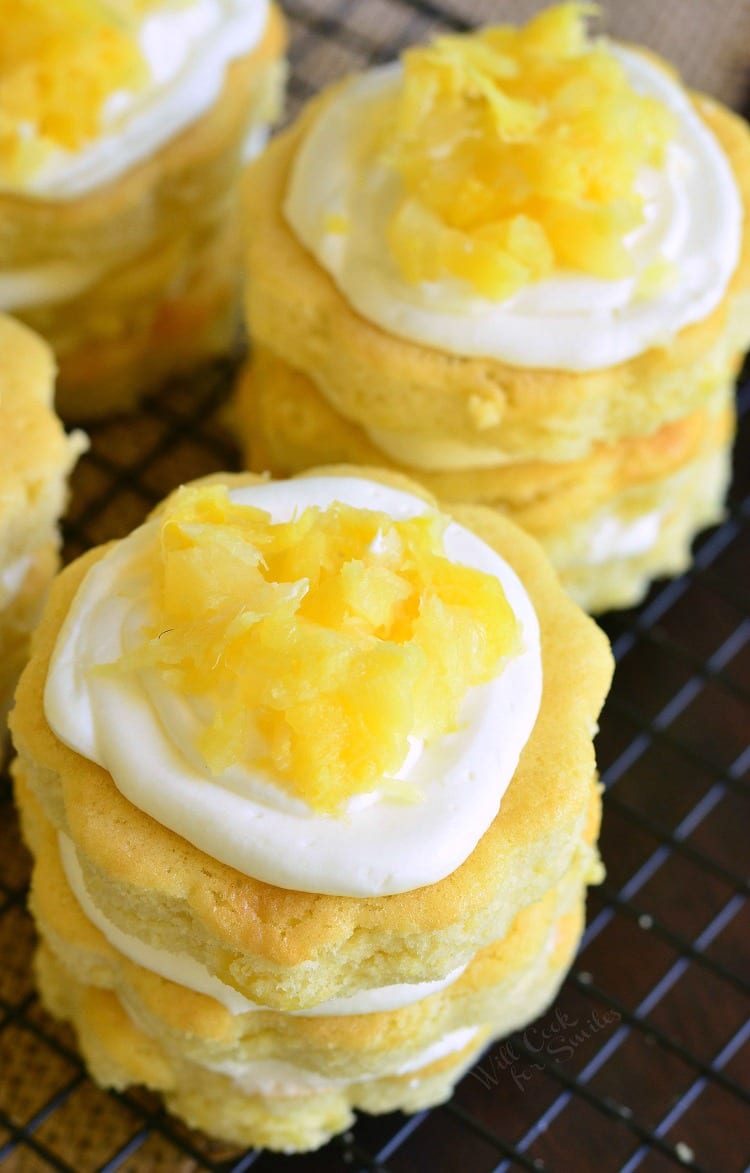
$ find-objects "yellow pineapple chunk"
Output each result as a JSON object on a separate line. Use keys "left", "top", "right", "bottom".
{"left": 376, "top": 3, "right": 676, "bottom": 297}
{"left": 112, "top": 485, "right": 519, "bottom": 814}
{"left": 0, "top": 1, "right": 155, "bottom": 181}
{"left": 323, "top": 212, "right": 350, "bottom": 235}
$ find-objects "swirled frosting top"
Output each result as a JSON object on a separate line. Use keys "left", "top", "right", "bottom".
{"left": 285, "top": 4, "right": 742, "bottom": 370}
{"left": 44, "top": 476, "right": 542, "bottom": 896}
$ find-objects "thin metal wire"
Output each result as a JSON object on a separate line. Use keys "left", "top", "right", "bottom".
{"left": 0, "top": 3, "right": 748, "bottom": 1171}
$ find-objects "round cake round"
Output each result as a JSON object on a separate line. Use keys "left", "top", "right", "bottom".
{"left": 11, "top": 466, "right": 612, "bottom": 1151}
{"left": 236, "top": 5, "right": 750, "bottom": 612}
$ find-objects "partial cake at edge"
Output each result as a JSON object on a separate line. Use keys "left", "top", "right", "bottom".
{"left": 0, "top": 0, "right": 287, "bottom": 419}
{"left": 0, "top": 313, "right": 85, "bottom": 739}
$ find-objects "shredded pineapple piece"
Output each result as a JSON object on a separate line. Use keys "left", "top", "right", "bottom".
{"left": 324, "top": 212, "right": 350, "bottom": 234}
{"left": 114, "top": 485, "right": 518, "bottom": 814}
{"left": 379, "top": 3, "right": 676, "bottom": 297}
{"left": 0, "top": 0, "right": 158, "bottom": 181}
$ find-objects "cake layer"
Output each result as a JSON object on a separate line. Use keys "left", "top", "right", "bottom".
{"left": 17, "top": 768, "right": 598, "bottom": 1078}
{"left": 238, "top": 347, "right": 732, "bottom": 519}
{"left": 35, "top": 927, "right": 576, "bottom": 1153}
{"left": 547, "top": 445, "right": 731, "bottom": 611}
{"left": 38, "top": 941, "right": 499, "bottom": 1152}
{"left": 0, "top": 547, "right": 57, "bottom": 734}
{"left": 236, "top": 349, "right": 733, "bottom": 612}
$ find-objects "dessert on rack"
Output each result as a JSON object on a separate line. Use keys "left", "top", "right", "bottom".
{"left": 237, "top": 3, "right": 750, "bottom": 613}
{"left": 0, "top": 0, "right": 286, "bottom": 418}
{"left": 0, "top": 313, "right": 84, "bottom": 739}
{"left": 11, "top": 465, "right": 612, "bottom": 1152}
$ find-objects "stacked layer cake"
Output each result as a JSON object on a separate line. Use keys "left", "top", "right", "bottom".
{"left": 11, "top": 467, "right": 612, "bottom": 1152}
{"left": 236, "top": 7, "right": 750, "bottom": 613}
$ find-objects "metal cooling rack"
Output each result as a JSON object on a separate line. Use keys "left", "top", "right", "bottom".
{"left": 1, "top": 2, "right": 749, "bottom": 1170}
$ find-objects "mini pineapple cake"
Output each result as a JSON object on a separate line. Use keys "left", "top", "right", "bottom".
{"left": 0, "top": 314, "right": 85, "bottom": 738}
{"left": 237, "top": 3, "right": 750, "bottom": 613}
{"left": 11, "top": 466, "right": 612, "bottom": 1152}
{"left": 0, "top": 0, "right": 286, "bottom": 419}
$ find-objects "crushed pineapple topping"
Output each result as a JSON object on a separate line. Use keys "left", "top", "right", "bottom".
{"left": 0, "top": 1, "right": 156, "bottom": 181}
{"left": 376, "top": 2, "right": 676, "bottom": 299}
{"left": 115, "top": 485, "right": 518, "bottom": 815}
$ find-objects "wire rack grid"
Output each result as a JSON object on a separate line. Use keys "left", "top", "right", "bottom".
{"left": 0, "top": 2, "right": 749, "bottom": 1171}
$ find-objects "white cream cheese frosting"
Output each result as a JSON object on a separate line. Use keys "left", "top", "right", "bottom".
{"left": 557, "top": 443, "right": 730, "bottom": 574}
{"left": 0, "top": 553, "right": 32, "bottom": 609}
{"left": 44, "top": 477, "right": 542, "bottom": 898}
{"left": 0, "top": 262, "right": 110, "bottom": 314}
{"left": 583, "top": 508, "right": 665, "bottom": 567}
{"left": 0, "top": 0, "right": 270, "bottom": 199}
{"left": 203, "top": 1027, "right": 481, "bottom": 1096}
{"left": 366, "top": 427, "right": 516, "bottom": 472}
{"left": 284, "top": 47, "right": 742, "bottom": 372}
{"left": 58, "top": 830, "right": 467, "bottom": 1017}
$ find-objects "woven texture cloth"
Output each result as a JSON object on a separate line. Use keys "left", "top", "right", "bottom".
{"left": 285, "top": 0, "right": 750, "bottom": 110}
